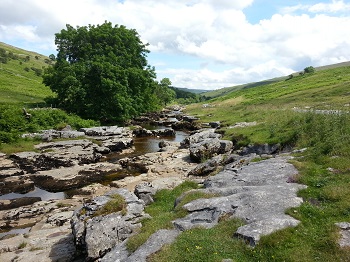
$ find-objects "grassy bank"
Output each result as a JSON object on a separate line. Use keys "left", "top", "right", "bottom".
{"left": 127, "top": 66, "right": 350, "bottom": 261}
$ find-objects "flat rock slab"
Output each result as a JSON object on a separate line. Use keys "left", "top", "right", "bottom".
{"left": 174, "top": 156, "right": 306, "bottom": 246}
{"left": 335, "top": 222, "right": 350, "bottom": 248}
{"left": 31, "top": 162, "right": 123, "bottom": 191}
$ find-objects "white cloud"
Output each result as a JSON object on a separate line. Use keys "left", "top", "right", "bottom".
{"left": 282, "top": 0, "right": 350, "bottom": 14}
{"left": 1, "top": 0, "right": 350, "bottom": 90}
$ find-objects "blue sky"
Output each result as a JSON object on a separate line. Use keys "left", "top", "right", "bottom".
{"left": 1, "top": 0, "right": 350, "bottom": 90}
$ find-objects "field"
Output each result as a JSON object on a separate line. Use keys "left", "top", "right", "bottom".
{"left": 0, "top": 42, "right": 54, "bottom": 106}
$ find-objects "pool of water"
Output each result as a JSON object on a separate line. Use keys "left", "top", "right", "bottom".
{"left": 0, "top": 130, "right": 188, "bottom": 201}
{"left": 0, "top": 187, "right": 65, "bottom": 201}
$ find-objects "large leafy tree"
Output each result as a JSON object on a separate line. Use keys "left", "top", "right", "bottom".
{"left": 43, "top": 22, "right": 159, "bottom": 123}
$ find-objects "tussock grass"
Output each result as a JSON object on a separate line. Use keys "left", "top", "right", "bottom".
{"left": 93, "top": 194, "right": 127, "bottom": 217}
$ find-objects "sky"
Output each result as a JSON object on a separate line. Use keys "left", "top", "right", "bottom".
{"left": 1, "top": 0, "right": 350, "bottom": 90}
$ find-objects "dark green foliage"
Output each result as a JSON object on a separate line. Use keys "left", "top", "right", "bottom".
{"left": 170, "top": 86, "right": 202, "bottom": 104}
{"left": 304, "top": 66, "right": 315, "bottom": 74}
{"left": 155, "top": 78, "right": 176, "bottom": 106}
{"left": 0, "top": 105, "right": 98, "bottom": 144}
{"left": 43, "top": 22, "right": 160, "bottom": 124}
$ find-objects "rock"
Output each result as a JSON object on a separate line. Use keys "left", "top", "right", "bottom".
{"left": 180, "top": 129, "right": 221, "bottom": 148}
{"left": 80, "top": 126, "right": 130, "bottom": 137}
{"left": 0, "top": 156, "right": 24, "bottom": 178}
{"left": 240, "top": 143, "right": 280, "bottom": 156}
{"left": 189, "top": 138, "right": 220, "bottom": 162}
{"left": 46, "top": 211, "right": 74, "bottom": 227}
{"left": 182, "top": 115, "right": 200, "bottom": 122}
{"left": 171, "top": 120, "right": 201, "bottom": 131}
{"left": 101, "top": 137, "right": 133, "bottom": 152}
{"left": 11, "top": 140, "right": 103, "bottom": 173}
{"left": 209, "top": 121, "right": 221, "bottom": 128}
{"left": 0, "top": 197, "right": 42, "bottom": 211}
{"left": 30, "top": 162, "right": 123, "bottom": 192}
{"left": 188, "top": 155, "right": 225, "bottom": 176}
{"left": 71, "top": 188, "right": 150, "bottom": 261}
{"left": 173, "top": 156, "right": 306, "bottom": 246}
{"left": 0, "top": 200, "right": 58, "bottom": 229}
{"left": 132, "top": 127, "right": 175, "bottom": 138}
{"left": 134, "top": 182, "right": 157, "bottom": 205}
{"left": 22, "top": 129, "right": 86, "bottom": 141}
{"left": 335, "top": 222, "right": 350, "bottom": 248}
{"left": 126, "top": 229, "right": 180, "bottom": 262}
{"left": 0, "top": 176, "right": 35, "bottom": 195}
{"left": 228, "top": 121, "right": 257, "bottom": 129}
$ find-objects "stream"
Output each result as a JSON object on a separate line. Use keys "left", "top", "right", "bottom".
{"left": 0, "top": 129, "right": 188, "bottom": 202}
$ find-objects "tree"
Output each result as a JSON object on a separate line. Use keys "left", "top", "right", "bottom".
{"left": 155, "top": 78, "right": 176, "bottom": 106}
{"left": 43, "top": 22, "right": 159, "bottom": 123}
{"left": 304, "top": 66, "right": 315, "bottom": 74}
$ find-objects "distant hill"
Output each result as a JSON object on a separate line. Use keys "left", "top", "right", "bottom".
{"left": 173, "top": 87, "right": 210, "bottom": 94}
{"left": 0, "top": 42, "right": 54, "bottom": 105}
{"left": 202, "top": 61, "right": 350, "bottom": 99}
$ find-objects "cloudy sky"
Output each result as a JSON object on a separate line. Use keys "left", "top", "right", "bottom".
{"left": 1, "top": 0, "right": 350, "bottom": 90}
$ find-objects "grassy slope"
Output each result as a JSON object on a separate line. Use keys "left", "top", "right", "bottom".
{"left": 147, "top": 66, "right": 350, "bottom": 261}
{"left": 0, "top": 42, "right": 54, "bottom": 105}
{"left": 203, "top": 61, "right": 350, "bottom": 99}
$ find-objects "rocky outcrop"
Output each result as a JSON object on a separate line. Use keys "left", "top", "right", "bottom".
{"left": 71, "top": 188, "right": 150, "bottom": 261}
{"left": 173, "top": 156, "right": 306, "bottom": 246}
{"left": 10, "top": 140, "right": 103, "bottom": 173}
{"left": 30, "top": 162, "right": 123, "bottom": 192}
{"left": 181, "top": 129, "right": 233, "bottom": 162}
{"left": 0, "top": 197, "right": 41, "bottom": 211}
{"left": 132, "top": 127, "right": 175, "bottom": 137}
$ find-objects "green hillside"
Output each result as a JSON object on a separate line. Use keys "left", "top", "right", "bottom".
{"left": 203, "top": 61, "right": 350, "bottom": 99}
{"left": 0, "top": 42, "right": 54, "bottom": 105}
{"left": 151, "top": 65, "right": 350, "bottom": 262}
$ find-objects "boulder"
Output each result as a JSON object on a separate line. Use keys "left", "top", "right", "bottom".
{"left": 189, "top": 138, "right": 232, "bottom": 163}
{"left": 180, "top": 129, "right": 221, "bottom": 148}
{"left": 240, "top": 143, "right": 280, "bottom": 156}
{"left": 171, "top": 120, "right": 201, "bottom": 131}
{"left": 134, "top": 182, "right": 157, "bottom": 205}
{"left": 71, "top": 188, "right": 150, "bottom": 261}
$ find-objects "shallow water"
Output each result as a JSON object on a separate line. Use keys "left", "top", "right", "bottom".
{"left": 0, "top": 130, "right": 188, "bottom": 201}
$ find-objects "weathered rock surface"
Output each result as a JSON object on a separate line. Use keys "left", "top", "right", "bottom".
{"left": 0, "top": 175, "right": 35, "bottom": 195}
{"left": 0, "top": 197, "right": 42, "bottom": 211}
{"left": 101, "top": 229, "right": 180, "bottom": 262}
{"left": 31, "top": 162, "right": 123, "bottom": 192}
{"left": 71, "top": 188, "right": 150, "bottom": 261}
{"left": 132, "top": 127, "right": 175, "bottom": 137}
{"left": 180, "top": 129, "right": 221, "bottom": 148}
{"left": 10, "top": 139, "right": 103, "bottom": 173}
{"left": 80, "top": 126, "right": 130, "bottom": 137}
{"left": 335, "top": 222, "right": 350, "bottom": 248}
{"left": 134, "top": 182, "right": 157, "bottom": 205}
{"left": 173, "top": 156, "right": 306, "bottom": 246}
{"left": 184, "top": 129, "right": 233, "bottom": 162}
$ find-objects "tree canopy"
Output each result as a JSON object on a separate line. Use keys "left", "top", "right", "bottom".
{"left": 43, "top": 22, "right": 160, "bottom": 123}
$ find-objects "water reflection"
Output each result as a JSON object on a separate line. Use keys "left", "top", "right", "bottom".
{"left": 0, "top": 187, "right": 65, "bottom": 201}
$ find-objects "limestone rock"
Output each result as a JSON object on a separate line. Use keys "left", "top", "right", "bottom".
{"left": 71, "top": 188, "right": 150, "bottom": 261}
{"left": 173, "top": 156, "right": 306, "bottom": 246}
{"left": 31, "top": 162, "right": 123, "bottom": 192}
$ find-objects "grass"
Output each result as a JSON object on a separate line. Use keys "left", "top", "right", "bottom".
{"left": 126, "top": 181, "right": 203, "bottom": 252}
{"left": 0, "top": 42, "right": 54, "bottom": 106}
{"left": 93, "top": 194, "right": 127, "bottom": 217}
{"left": 133, "top": 65, "right": 350, "bottom": 261}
